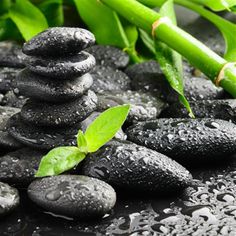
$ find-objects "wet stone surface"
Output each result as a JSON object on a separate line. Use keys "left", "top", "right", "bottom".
{"left": 126, "top": 118, "right": 236, "bottom": 165}
{"left": 0, "top": 91, "right": 27, "bottom": 108}
{"left": 20, "top": 90, "right": 97, "bottom": 127}
{"left": 0, "top": 148, "right": 45, "bottom": 186}
{"left": 82, "top": 141, "right": 192, "bottom": 193}
{"left": 85, "top": 45, "right": 129, "bottom": 69}
{"left": 0, "top": 182, "right": 20, "bottom": 216}
{"left": 90, "top": 65, "right": 131, "bottom": 93}
{"left": 15, "top": 69, "right": 93, "bottom": 102}
{"left": 28, "top": 175, "right": 116, "bottom": 218}
{"left": 97, "top": 90, "right": 166, "bottom": 124}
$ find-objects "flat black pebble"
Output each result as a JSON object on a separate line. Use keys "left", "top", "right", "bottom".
{"left": 82, "top": 141, "right": 192, "bottom": 193}
{"left": 0, "top": 106, "right": 20, "bottom": 131}
{"left": 28, "top": 175, "right": 116, "bottom": 218}
{"left": 126, "top": 118, "right": 236, "bottom": 164}
{"left": 162, "top": 99, "right": 236, "bottom": 122}
{"left": 23, "top": 27, "right": 95, "bottom": 57}
{"left": 0, "top": 41, "right": 25, "bottom": 68}
{"left": 7, "top": 113, "right": 79, "bottom": 149}
{"left": 97, "top": 90, "right": 166, "bottom": 123}
{"left": 15, "top": 69, "right": 93, "bottom": 102}
{"left": 0, "top": 91, "right": 26, "bottom": 108}
{"left": 90, "top": 65, "right": 131, "bottom": 93}
{"left": 25, "top": 51, "right": 95, "bottom": 79}
{"left": 0, "top": 131, "right": 23, "bottom": 150}
{"left": 0, "top": 148, "right": 45, "bottom": 186}
{"left": 0, "top": 182, "right": 19, "bottom": 216}
{"left": 85, "top": 45, "right": 129, "bottom": 69}
{"left": 20, "top": 90, "right": 97, "bottom": 126}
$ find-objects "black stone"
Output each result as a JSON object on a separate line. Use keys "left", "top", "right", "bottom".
{"left": 28, "top": 175, "right": 116, "bottom": 218}
{"left": 25, "top": 51, "right": 96, "bottom": 79}
{"left": 0, "top": 148, "right": 45, "bottom": 186}
{"left": 0, "top": 131, "right": 23, "bottom": 150}
{"left": 97, "top": 90, "right": 166, "bottom": 123}
{"left": 82, "top": 141, "right": 192, "bottom": 193}
{"left": 0, "top": 67, "right": 21, "bottom": 93}
{"left": 85, "top": 45, "right": 129, "bottom": 69}
{"left": 0, "top": 41, "right": 25, "bottom": 68}
{"left": 15, "top": 69, "right": 93, "bottom": 102}
{"left": 90, "top": 65, "right": 131, "bottom": 93}
{"left": 0, "top": 91, "right": 27, "bottom": 108}
{"left": 20, "top": 90, "right": 97, "bottom": 126}
{"left": 23, "top": 27, "right": 95, "bottom": 57}
{"left": 162, "top": 99, "right": 236, "bottom": 122}
{"left": 126, "top": 118, "right": 236, "bottom": 164}
{"left": 0, "top": 182, "right": 19, "bottom": 216}
{"left": 7, "top": 113, "right": 78, "bottom": 149}
{"left": 0, "top": 106, "right": 20, "bottom": 131}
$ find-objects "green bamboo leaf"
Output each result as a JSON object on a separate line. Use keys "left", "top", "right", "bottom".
{"left": 85, "top": 105, "right": 130, "bottom": 153}
{"left": 9, "top": 0, "right": 48, "bottom": 41}
{"left": 0, "top": 0, "right": 11, "bottom": 15}
{"left": 155, "top": 0, "right": 194, "bottom": 117}
{"left": 191, "top": 0, "right": 236, "bottom": 11}
{"left": 35, "top": 146, "right": 85, "bottom": 177}
{"left": 0, "top": 18, "right": 22, "bottom": 41}
{"left": 77, "top": 130, "right": 88, "bottom": 153}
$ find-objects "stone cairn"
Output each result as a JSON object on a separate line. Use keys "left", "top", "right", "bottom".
{"left": 7, "top": 27, "right": 97, "bottom": 150}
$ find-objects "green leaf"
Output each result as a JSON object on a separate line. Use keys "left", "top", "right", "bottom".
{"left": 191, "top": 0, "right": 236, "bottom": 11}
{"left": 35, "top": 146, "right": 86, "bottom": 177}
{"left": 155, "top": 0, "right": 194, "bottom": 117}
{"left": 9, "top": 0, "right": 48, "bottom": 41}
{"left": 85, "top": 104, "right": 130, "bottom": 153}
{"left": 37, "top": 0, "right": 64, "bottom": 27}
{"left": 0, "top": 18, "right": 22, "bottom": 41}
{"left": 0, "top": 0, "right": 11, "bottom": 15}
{"left": 77, "top": 130, "right": 88, "bottom": 153}
{"left": 139, "top": 28, "right": 156, "bottom": 56}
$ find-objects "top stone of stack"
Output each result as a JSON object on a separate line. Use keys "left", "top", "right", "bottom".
{"left": 22, "top": 27, "right": 95, "bottom": 57}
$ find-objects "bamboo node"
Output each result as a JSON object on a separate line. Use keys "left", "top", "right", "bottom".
{"left": 152, "top": 16, "right": 171, "bottom": 37}
{"left": 215, "top": 62, "right": 236, "bottom": 87}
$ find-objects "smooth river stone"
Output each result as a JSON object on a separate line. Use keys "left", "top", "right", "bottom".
{"left": 0, "top": 106, "right": 20, "bottom": 131}
{"left": 0, "top": 182, "right": 20, "bottom": 216}
{"left": 7, "top": 113, "right": 78, "bottom": 149}
{"left": 0, "top": 41, "right": 25, "bottom": 68}
{"left": 15, "top": 69, "right": 93, "bottom": 102}
{"left": 97, "top": 90, "right": 166, "bottom": 123}
{"left": 23, "top": 27, "right": 95, "bottom": 57}
{"left": 20, "top": 90, "right": 97, "bottom": 126}
{"left": 82, "top": 141, "right": 192, "bottom": 193}
{"left": 162, "top": 99, "right": 236, "bottom": 122}
{"left": 85, "top": 45, "right": 129, "bottom": 69}
{"left": 126, "top": 118, "right": 236, "bottom": 164}
{"left": 0, "top": 91, "right": 26, "bottom": 108}
{"left": 90, "top": 65, "right": 131, "bottom": 93}
{"left": 28, "top": 175, "right": 116, "bottom": 218}
{"left": 0, "top": 131, "right": 23, "bottom": 150}
{"left": 0, "top": 148, "right": 45, "bottom": 186}
{"left": 25, "top": 51, "right": 95, "bottom": 79}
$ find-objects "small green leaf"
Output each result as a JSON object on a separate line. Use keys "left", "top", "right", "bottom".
{"left": 85, "top": 105, "right": 130, "bottom": 153}
{"left": 0, "top": 18, "right": 22, "bottom": 41}
{"left": 77, "top": 130, "right": 88, "bottom": 153}
{"left": 191, "top": 0, "right": 236, "bottom": 11}
{"left": 0, "top": 0, "right": 11, "bottom": 15}
{"left": 139, "top": 28, "right": 156, "bottom": 56}
{"left": 35, "top": 146, "right": 85, "bottom": 177}
{"left": 9, "top": 0, "right": 48, "bottom": 41}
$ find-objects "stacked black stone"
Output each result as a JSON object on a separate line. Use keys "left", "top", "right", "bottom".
{"left": 7, "top": 27, "right": 97, "bottom": 150}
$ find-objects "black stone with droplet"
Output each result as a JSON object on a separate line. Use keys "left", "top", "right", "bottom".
{"left": 0, "top": 148, "right": 45, "bottom": 186}
{"left": 28, "top": 175, "right": 116, "bottom": 218}
{"left": 90, "top": 65, "right": 131, "bottom": 93}
{"left": 0, "top": 91, "right": 27, "bottom": 108}
{"left": 126, "top": 118, "right": 236, "bottom": 164}
{"left": 85, "top": 45, "right": 129, "bottom": 69}
{"left": 0, "top": 131, "right": 23, "bottom": 150}
{"left": 0, "top": 182, "right": 20, "bottom": 216}
{"left": 162, "top": 99, "right": 236, "bottom": 121}
{"left": 20, "top": 90, "right": 97, "bottom": 127}
{"left": 82, "top": 141, "right": 192, "bottom": 193}
{"left": 0, "top": 106, "right": 20, "bottom": 131}
{"left": 14, "top": 69, "right": 93, "bottom": 102}
{"left": 7, "top": 113, "right": 78, "bottom": 150}
{"left": 24, "top": 51, "right": 96, "bottom": 79}
{"left": 23, "top": 27, "right": 95, "bottom": 57}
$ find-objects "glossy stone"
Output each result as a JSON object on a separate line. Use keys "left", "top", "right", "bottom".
{"left": 20, "top": 90, "right": 97, "bottom": 126}
{"left": 90, "top": 65, "right": 131, "bottom": 93}
{"left": 15, "top": 69, "right": 93, "bottom": 102}
{"left": 85, "top": 45, "right": 129, "bottom": 69}
{"left": 0, "top": 182, "right": 19, "bottom": 216}
{"left": 126, "top": 118, "right": 236, "bottom": 164}
{"left": 28, "top": 175, "right": 116, "bottom": 218}
{"left": 0, "top": 148, "right": 45, "bottom": 186}
{"left": 0, "top": 91, "right": 26, "bottom": 108}
{"left": 0, "top": 131, "right": 23, "bottom": 150}
{"left": 0, "top": 106, "right": 20, "bottom": 131}
{"left": 23, "top": 27, "right": 95, "bottom": 57}
{"left": 82, "top": 141, "right": 192, "bottom": 193}
{"left": 25, "top": 51, "right": 96, "bottom": 79}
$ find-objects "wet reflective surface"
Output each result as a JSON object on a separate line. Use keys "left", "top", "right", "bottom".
{"left": 0, "top": 155, "right": 236, "bottom": 235}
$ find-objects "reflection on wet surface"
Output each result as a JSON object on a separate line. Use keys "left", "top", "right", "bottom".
{"left": 0, "top": 156, "right": 236, "bottom": 235}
